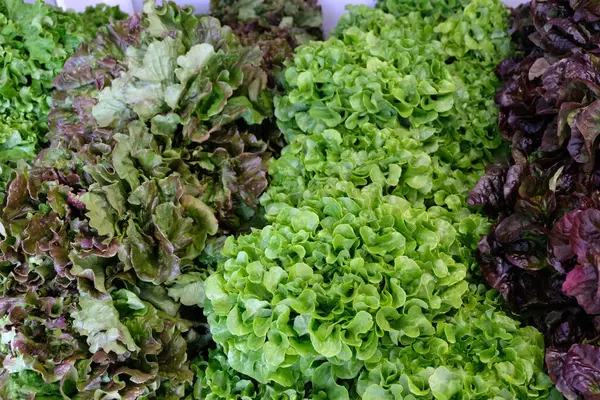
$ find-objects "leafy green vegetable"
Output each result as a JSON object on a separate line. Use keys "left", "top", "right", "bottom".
{"left": 210, "top": 0, "right": 323, "bottom": 84}
{"left": 72, "top": 295, "right": 140, "bottom": 355}
{"left": 275, "top": 3, "right": 511, "bottom": 207}
{"left": 205, "top": 135, "right": 554, "bottom": 397}
{"left": 62, "top": 289, "right": 195, "bottom": 398}
{"left": 0, "top": 0, "right": 124, "bottom": 204}
{"left": 204, "top": 1, "right": 559, "bottom": 398}
{"left": 0, "top": 370, "right": 62, "bottom": 400}
{"left": 0, "top": 0, "right": 280, "bottom": 396}
{"left": 190, "top": 346, "right": 305, "bottom": 399}
{"left": 377, "top": 0, "right": 472, "bottom": 22}
{"left": 49, "top": 1, "right": 274, "bottom": 234}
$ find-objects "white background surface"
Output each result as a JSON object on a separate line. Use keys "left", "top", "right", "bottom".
{"left": 37, "top": 0, "right": 526, "bottom": 36}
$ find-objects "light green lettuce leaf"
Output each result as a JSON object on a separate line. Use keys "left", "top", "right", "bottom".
{"left": 72, "top": 296, "right": 140, "bottom": 355}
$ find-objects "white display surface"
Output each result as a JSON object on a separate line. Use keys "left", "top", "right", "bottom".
{"left": 54, "top": 0, "right": 526, "bottom": 36}
{"left": 25, "top": 0, "right": 57, "bottom": 4}
{"left": 57, "top": 0, "right": 135, "bottom": 14}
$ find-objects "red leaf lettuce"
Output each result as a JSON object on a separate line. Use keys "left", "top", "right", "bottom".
{"left": 470, "top": 1, "right": 600, "bottom": 398}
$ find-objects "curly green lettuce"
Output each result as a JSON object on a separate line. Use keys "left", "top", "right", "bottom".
{"left": 276, "top": 2, "right": 511, "bottom": 206}
{"left": 205, "top": 126, "right": 554, "bottom": 398}
{"left": 0, "top": 0, "right": 124, "bottom": 204}
{"left": 204, "top": 1, "right": 559, "bottom": 398}
{"left": 189, "top": 346, "right": 307, "bottom": 399}
{"left": 377, "top": 0, "right": 472, "bottom": 21}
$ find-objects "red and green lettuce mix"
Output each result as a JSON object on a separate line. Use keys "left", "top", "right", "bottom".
{"left": 469, "top": 0, "right": 600, "bottom": 398}
{"left": 0, "top": 0, "right": 125, "bottom": 204}
{"left": 0, "top": 0, "right": 323, "bottom": 397}
{"left": 207, "top": 0, "right": 324, "bottom": 153}
{"left": 203, "top": 1, "right": 559, "bottom": 398}
{"left": 209, "top": 0, "right": 322, "bottom": 82}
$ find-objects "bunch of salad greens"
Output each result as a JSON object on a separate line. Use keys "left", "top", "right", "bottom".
{"left": 0, "top": 0, "right": 125, "bottom": 204}
{"left": 469, "top": 1, "right": 600, "bottom": 398}
{"left": 0, "top": 0, "right": 322, "bottom": 397}
{"left": 210, "top": 0, "right": 322, "bottom": 85}
{"left": 202, "top": 0, "right": 559, "bottom": 398}
{"left": 0, "top": 0, "right": 579, "bottom": 398}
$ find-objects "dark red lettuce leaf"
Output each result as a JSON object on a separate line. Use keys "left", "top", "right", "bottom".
{"left": 563, "top": 263, "right": 600, "bottom": 314}
{"left": 547, "top": 344, "right": 600, "bottom": 400}
{"left": 567, "top": 208, "right": 600, "bottom": 263}
{"left": 529, "top": 0, "right": 600, "bottom": 55}
{"left": 558, "top": 208, "right": 600, "bottom": 313}
{"left": 468, "top": 162, "right": 523, "bottom": 215}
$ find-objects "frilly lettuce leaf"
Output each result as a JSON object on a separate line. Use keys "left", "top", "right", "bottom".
{"left": 61, "top": 289, "right": 195, "bottom": 398}
{"left": 205, "top": 168, "right": 553, "bottom": 397}
{"left": 377, "top": 0, "right": 472, "bottom": 20}
{"left": 0, "top": 287, "right": 82, "bottom": 384}
{"left": 190, "top": 346, "right": 305, "bottom": 399}
{"left": 277, "top": 1, "right": 511, "bottom": 205}
{"left": 72, "top": 295, "right": 140, "bottom": 355}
